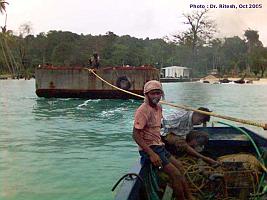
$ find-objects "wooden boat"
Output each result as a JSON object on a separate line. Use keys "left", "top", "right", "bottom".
{"left": 113, "top": 127, "right": 267, "bottom": 200}
{"left": 35, "top": 65, "right": 159, "bottom": 99}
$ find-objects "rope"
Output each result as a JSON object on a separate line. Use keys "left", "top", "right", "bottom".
{"left": 178, "top": 156, "right": 260, "bottom": 199}
{"left": 85, "top": 68, "right": 267, "bottom": 130}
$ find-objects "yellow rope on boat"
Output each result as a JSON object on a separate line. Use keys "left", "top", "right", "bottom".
{"left": 85, "top": 68, "right": 267, "bottom": 130}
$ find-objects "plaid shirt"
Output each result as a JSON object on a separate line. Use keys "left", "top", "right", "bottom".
{"left": 161, "top": 109, "right": 193, "bottom": 138}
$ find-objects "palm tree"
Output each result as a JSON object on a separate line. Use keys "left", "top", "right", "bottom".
{"left": 0, "top": 1, "right": 15, "bottom": 76}
{"left": 0, "top": 0, "right": 8, "bottom": 14}
{"left": 0, "top": 0, "right": 8, "bottom": 32}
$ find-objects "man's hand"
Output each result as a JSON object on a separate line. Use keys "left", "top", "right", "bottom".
{"left": 149, "top": 152, "right": 162, "bottom": 168}
{"left": 203, "top": 157, "right": 220, "bottom": 166}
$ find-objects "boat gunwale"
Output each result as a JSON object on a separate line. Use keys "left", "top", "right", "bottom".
{"left": 36, "top": 66, "right": 159, "bottom": 71}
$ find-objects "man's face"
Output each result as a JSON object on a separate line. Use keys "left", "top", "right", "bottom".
{"left": 188, "top": 138, "right": 198, "bottom": 148}
{"left": 194, "top": 114, "right": 207, "bottom": 125}
{"left": 147, "top": 89, "right": 162, "bottom": 105}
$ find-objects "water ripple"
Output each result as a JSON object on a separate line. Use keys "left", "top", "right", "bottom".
{"left": 1, "top": 80, "right": 267, "bottom": 200}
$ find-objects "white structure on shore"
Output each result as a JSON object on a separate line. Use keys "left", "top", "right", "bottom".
{"left": 161, "top": 66, "right": 190, "bottom": 78}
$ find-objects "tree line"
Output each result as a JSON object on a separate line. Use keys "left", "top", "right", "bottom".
{"left": 0, "top": 7, "right": 266, "bottom": 78}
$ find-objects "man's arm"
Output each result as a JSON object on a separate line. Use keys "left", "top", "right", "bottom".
{"left": 164, "top": 133, "right": 218, "bottom": 165}
{"left": 183, "top": 144, "right": 218, "bottom": 165}
{"left": 132, "top": 127, "right": 162, "bottom": 167}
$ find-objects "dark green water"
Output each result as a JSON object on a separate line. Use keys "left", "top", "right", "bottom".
{"left": 0, "top": 80, "right": 267, "bottom": 200}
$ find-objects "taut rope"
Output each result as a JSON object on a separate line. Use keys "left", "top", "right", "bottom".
{"left": 85, "top": 68, "right": 267, "bottom": 130}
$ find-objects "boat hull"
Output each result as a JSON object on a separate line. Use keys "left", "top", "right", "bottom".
{"left": 36, "top": 89, "right": 144, "bottom": 99}
{"left": 114, "top": 127, "right": 267, "bottom": 200}
{"left": 35, "top": 66, "right": 159, "bottom": 99}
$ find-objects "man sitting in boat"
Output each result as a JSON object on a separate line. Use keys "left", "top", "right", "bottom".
{"left": 161, "top": 108, "right": 219, "bottom": 166}
{"left": 133, "top": 80, "right": 193, "bottom": 200}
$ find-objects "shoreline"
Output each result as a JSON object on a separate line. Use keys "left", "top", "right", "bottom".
{"left": 1, "top": 74, "right": 267, "bottom": 85}
{"left": 199, "top": 77, "right": 267, "bottom": 85}
{"left": 245, "top": 78, "right": 267, "bottom": 85}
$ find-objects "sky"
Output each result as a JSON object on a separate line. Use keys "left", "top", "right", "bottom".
{"left": 2, "top": 0, "right": 267, "bottom": 46}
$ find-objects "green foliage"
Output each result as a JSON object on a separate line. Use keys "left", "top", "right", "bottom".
{"left": 0, "top": 29, "right": 266, "bottom": 78}
{"left": 248, "top": 47, "right": 267, "bottom": 77}
{"left": 220, "top": 36, "right": 247, "bottom": 74}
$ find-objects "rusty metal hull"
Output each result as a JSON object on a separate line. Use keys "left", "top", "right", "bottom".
{"left": 36, "top": 89, "right": 144, "bottom": 99}
{"left": 35, "top": 66, "right": 159, "bottom": 99}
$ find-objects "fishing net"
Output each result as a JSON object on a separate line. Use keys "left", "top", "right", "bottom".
{"left": 157, "top": 154, "right": 263, "bottom": 200}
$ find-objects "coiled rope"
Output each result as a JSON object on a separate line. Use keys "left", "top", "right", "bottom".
{"left": 85, "top": 68, "right": 267, "bottom": 130}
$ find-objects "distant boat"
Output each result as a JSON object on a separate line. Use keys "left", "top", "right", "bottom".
{"left": 219, "top": 78, "right": 232, "bottom": 84}
{"left": 35, "top": 65, "right": 159, "bottom": 99}
{"left": 160, "top": 77, "right": 191, "bottom": 83}
{"left": 234, "top": 78, "right": 245, "bottom": 84}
